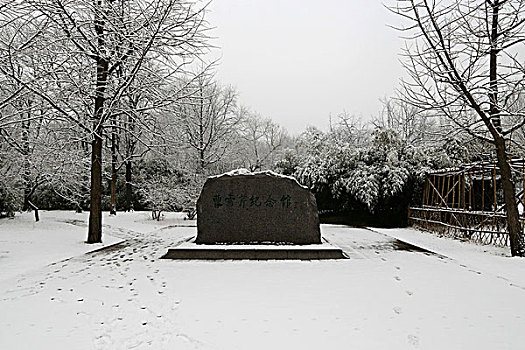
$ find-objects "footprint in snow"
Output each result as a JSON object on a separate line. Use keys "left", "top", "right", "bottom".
{"left": 408, "top": 334, "right": 419, "bottom": 347}
{"left": 394, "top": 276, "right": 401, "bottom": 281}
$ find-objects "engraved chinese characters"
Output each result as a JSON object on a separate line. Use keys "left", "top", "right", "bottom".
{"left": 211, "top": 193, "right": 291, "bottom": 209}
{"left": 196, "top": 171, "right": 321, "bottom": 244}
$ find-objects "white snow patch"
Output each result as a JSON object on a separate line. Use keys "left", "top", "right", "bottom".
{"left": 0, "top": 211, "right": 122, "bottom": 283}
{"left": 210, "top": 168, "right": 252, "bottom": 177}
{"left": 209, "top": 168, "right": 308, "bottom": 188}
{"left": 370, "top": 226, "right": 525, "bottom": 287}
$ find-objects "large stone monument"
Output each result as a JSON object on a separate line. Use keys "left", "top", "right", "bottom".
{"left": 196, "top": 169, "right": 321, "bottom": 244}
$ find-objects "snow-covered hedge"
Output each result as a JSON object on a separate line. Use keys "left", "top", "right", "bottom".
{"left": 280, "top": 128, "right": 452, "bottom": 225}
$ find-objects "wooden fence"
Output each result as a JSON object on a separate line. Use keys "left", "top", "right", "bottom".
{"left": 409, "top": 159, "right": 525, "bottom": 247}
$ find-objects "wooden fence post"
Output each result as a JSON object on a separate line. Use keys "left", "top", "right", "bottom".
{"left": 493, "top": 164, "right": 497, "bottom": 212}
{"left": 469, "top": 169, "right": 472, "bottom": 210}
{"left": 481, "top": 166, "right": 485, "bottom": 212}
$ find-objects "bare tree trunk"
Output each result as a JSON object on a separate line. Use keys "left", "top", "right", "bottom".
{"left": 489, "top": 0, "right": 501, "bottom": 131}
{"left": 495, "top": 137, "right": 525, "bottom": 255}
{"left": 488, "top": 1, "right": 523, "bottom": 256}
{"left": 87, "top": 1, "right": 108, "bottom": 244}
{"left": 21, "top": 115, "right": 31, "bottom": 211}
{"left": 124, "top": 109, "right": 134, "bottom": 211}
{"left": 125, "top": 160, "right": 132, "bottom": 211}
{"left": 198, "top": 84, "right": 205, "bottom": 171}
{"left": 27, "top": 200, "right": 39, "bottom": 222}
{"left": 88, "top": 122, "right": 103, "bottom": 243}
{"left": 109, "top": 117, "right": 117, "bottom": 215}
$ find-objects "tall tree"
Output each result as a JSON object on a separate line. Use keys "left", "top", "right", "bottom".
{"left": 391, "top": 0, "right": 525, "bottom": 256}
{"left": 178, "top": 74, "right": 240, "bottom": 172}
{"left": 236, "top": 108, "right": 287, "bottom": 171}
{"left": 375, "top": 97, "right": 437, "bottom": 145}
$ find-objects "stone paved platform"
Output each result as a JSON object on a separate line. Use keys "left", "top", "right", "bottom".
{"left": 161, "top": 240, "right": 347, "bottom": 260}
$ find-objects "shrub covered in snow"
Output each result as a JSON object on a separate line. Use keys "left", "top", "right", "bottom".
{"left": 135, "top": 158, "right": 205, "bottom": 217}
{"left": 279, "top": 127, "right": 453, "bottom": 226}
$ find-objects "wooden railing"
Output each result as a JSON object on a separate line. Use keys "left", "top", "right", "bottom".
{"left": 408, "top": 206, "right": 523, "bottom": 247}
{"left": 412, "top": 159, "right": 525, "bottom": 248}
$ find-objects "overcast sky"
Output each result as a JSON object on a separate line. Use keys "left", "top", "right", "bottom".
{"left": 205, "top": 0, "right": 405, "bottom": 134}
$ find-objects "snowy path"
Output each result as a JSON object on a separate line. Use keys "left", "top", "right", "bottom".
{"left": 1, "top": 212, "right": 525, "bottom": 349}
{"left": 370, "top": 226, "right": 525, "bottom": 290}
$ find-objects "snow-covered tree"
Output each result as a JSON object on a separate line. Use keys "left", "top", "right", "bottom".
{"left": 291, "top": 126, "right": 451, "bottom": 223}
{"left": 136, "top": 157, "right": 204, "bottom": 220}
{"left": 235, "top": 107, "right": 288, "bottom": 172}
{"left": 177, "top": 74, "right": 240, "bottom": 172}
{"left": 0, "top": 0, "right": 210, "bottom": 243}
{"left": 390, "top": 0, "right": 525, "bottom": 256}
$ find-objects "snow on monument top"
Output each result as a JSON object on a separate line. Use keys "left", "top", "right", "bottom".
{"left": 209, "top": 168, "right": 308, "bottom": 189}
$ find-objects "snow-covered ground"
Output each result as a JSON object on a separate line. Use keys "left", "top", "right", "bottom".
{"left": 1, "top": 211, "right": 524, "bottom": 349}
{"left": 0, "top": 211, "right": 123, "bottom": 282}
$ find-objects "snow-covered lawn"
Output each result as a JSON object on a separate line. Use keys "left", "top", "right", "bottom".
{"left": 0, "top": 211, "right": 122, "bottom": 282}
{"left": 1, "top": 211, "right": 524, "bottom": 349}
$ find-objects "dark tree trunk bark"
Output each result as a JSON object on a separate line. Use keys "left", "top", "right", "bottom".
{"left": 27, "top": 200, "right": 39, "bottom": 222}
{"left": 125, "top": 160, "right": 132, "bottom": 211}
{"left": 124, "top": 109, "right": 135, "bottom": 212}
{"left": 494, "top": 137, "right": 525, "bottom": 256}
{"left": 487, "top": 1, "right": 523, "bottom": 256}
{"left": 489, "top": 1, "right": 501, "bottom": 131}
{"left": 198, "top": 82, "right": 206, "bottom": 171}
{"left": 199, "top": 148, "right": 205, "bottom": 171}
{"left": 88, "top": 124, "right": 103, "bottom": 243}
{"left": 22, "top": 112, "right": 31, "bottom": 211}
{"left": 87, "top": 1, "right": 108, "bottom": 244}
{"left": 109, "top": 118, "right": 117, "bottom": 215}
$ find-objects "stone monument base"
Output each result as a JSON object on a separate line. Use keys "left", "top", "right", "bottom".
{"left": 161, "top": 239, "right": 348, "bottom": 260}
